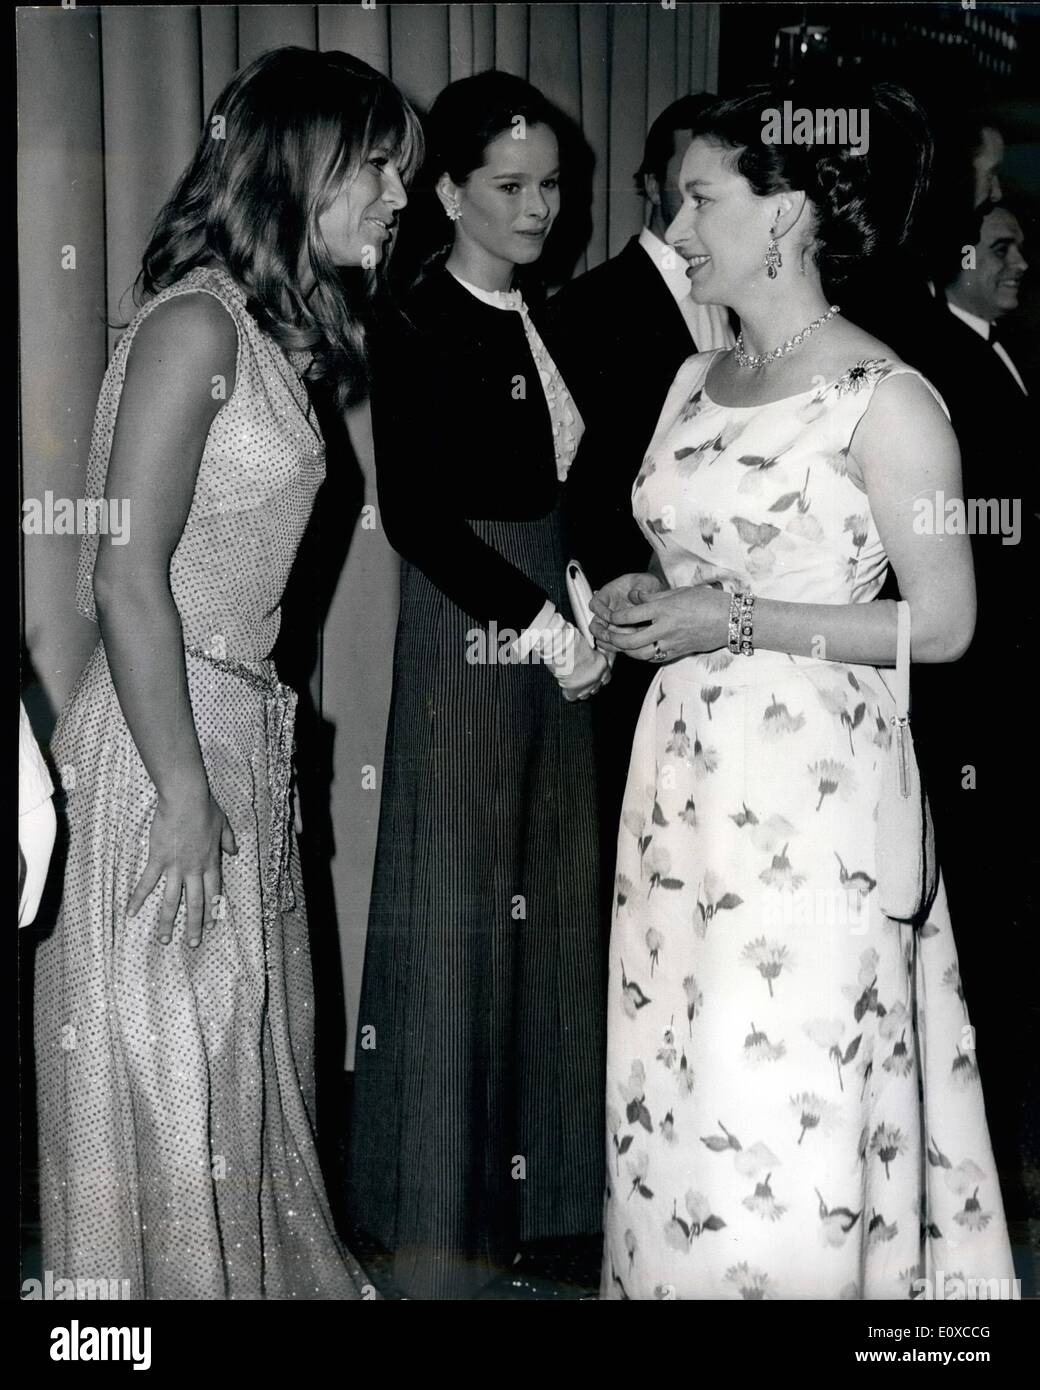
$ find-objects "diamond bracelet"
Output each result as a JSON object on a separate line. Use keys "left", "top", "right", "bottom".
{"left": 727, "top": 590, "right": 756, "bottom": 656}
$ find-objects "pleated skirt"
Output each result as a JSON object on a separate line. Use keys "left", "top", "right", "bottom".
{"left": 348, "top": 511, "right": 605, "bottom": 1299}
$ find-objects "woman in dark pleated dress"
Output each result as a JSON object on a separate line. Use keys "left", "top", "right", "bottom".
{"left": 347, "top": 72, "right": 608, "bottom": 1299}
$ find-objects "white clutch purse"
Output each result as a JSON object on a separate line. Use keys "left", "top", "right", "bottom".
{"left": 875, "top": 600, "right": 939, "bottom": 924}
{"left": 566, "top": 559, "right": 597, "bottom": 648}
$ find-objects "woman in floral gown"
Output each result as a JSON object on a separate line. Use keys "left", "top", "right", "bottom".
{"left": 35, "top": 48, "right": 420, "bottom": 1299}
{"left": 590, "top": 83, "right": 1016, "bottom": 1300}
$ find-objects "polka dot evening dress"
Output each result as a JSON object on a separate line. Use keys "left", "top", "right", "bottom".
{"left": 601, "top": 350, "right": 1016, "bottom": 1301}
{"left": 35, "top": 266, "right": 370, "bottom": 1299}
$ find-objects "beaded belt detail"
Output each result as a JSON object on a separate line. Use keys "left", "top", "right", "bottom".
{"left": 185, "top": 645, "right": 298, "bottom": 917}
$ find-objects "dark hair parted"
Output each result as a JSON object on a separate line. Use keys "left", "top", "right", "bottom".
{"left": 391, "top": 70, "right": 568, "bottom": 295}
{"left": 689, "top": 82, "right": 932, "bottom": 290}
{"left": 635, "top": 93, "right": 720, "bottom": 195}
{"left": 138, "top": 46, "right": 423, "bottom": 407}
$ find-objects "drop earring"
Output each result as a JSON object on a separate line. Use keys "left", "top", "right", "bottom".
{"left": 764, "top": 227, "right": 782, "bottom": 279}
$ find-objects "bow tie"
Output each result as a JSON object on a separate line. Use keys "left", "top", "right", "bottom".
{"left": 987, "top": 322, "right": 1001, "bottom": 346}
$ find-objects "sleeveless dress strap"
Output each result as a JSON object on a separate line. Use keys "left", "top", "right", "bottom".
{"left": 834, "top": 359, "right": 952, "bottom": 473}
{"left": 869, "top": 362, "right": 951, "bottom": 420}
{"left": 75, "top": 270, "right": 247, "bottom": 622}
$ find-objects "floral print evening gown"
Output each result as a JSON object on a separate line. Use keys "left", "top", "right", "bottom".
{"left": 602, "top": 351, "right": 1015, "bottom": 1300}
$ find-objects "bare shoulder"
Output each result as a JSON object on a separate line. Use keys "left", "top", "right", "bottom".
{"left": 825, "top": 315, "right": 895, "bottom": 365}
{"left": 852, "top": 369, "right": 955, "bottom": 485}
{"left": 781, "top": 317, "right": 900, "bottom": 393}
{"left": 827, "top": 320, "right": 947, "bottom": 425}
{"left": 128, "top": 289, "right": 239, "bottom": 377}
{"left": 860, "top": 370, "right": 951, "bottom": 441}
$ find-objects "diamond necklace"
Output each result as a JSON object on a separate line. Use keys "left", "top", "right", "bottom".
{"left": 735, "top": 305, "right": 841, "bottom": 369}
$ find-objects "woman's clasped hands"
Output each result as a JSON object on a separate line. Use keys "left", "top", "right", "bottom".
{"left": 589, "top": 571, "right": 730, "bottom": 664}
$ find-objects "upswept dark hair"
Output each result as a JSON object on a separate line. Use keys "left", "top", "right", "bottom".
{"left": 137, "top": 46, "right": 423, "bottom": 406}
{"left": 689, "top": 81, "right": 932, "bottom": 290}
{"left": 391, "top": 69, "right": 566, "bottom": 295}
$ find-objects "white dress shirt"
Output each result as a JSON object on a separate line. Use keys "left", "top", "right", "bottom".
{"left": 946, "top": 299, "right": 1028, "bottom": 396}
{"left": 637, "top": 226, "right": 735, "bottom": 352}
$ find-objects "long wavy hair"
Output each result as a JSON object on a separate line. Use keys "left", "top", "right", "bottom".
{"left": 137, "top": 46, "right": 423, "bottom": 406}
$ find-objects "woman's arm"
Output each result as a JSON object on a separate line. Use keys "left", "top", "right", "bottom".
{"left": 591, "top": 374, "right": 975, "bottom": 667}
{"left": 93, "top": 292, "right": 240, "bottom": 947}
{"left": 372, "top": 322, "right": 553, "bottom": 636}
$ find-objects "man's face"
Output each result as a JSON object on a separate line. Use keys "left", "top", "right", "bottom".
{"left": 973, "top": 126, "right": 1004, "bottom": 207}
{"left": 951, "top": 205, "right": 1028, "bottom": 322}
{"left": 648, "top": 128, "right": 695, "bottom": 228}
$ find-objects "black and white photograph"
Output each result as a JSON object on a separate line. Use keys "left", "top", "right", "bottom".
{"left": 14, "top": 0, "right": 1040, "bottom": 1354}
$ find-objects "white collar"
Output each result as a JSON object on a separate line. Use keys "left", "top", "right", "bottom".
{"left": 945, "top": 298, "right": 991, "bottom": 341}
{"left": 448, "top": 268, "right": 523, "bottom": 312}
{"left": 638, "top": 225, "right": 694, "bottom": 307}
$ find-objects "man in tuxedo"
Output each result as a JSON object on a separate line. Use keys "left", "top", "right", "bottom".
{"left": 912, "top": 200, "right": 1033, "bottom": 743}
{"left": 841, "top": 116, "right": 1006, "bottom": 380}
{"left": 909, "top": 201, "right": 1036, "bottom": 1210}
{"left": 544, "top": 95, "right": 734, "bottom": 935}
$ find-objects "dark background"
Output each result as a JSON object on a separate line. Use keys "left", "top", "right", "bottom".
{"left": 719, "top": 2, "right": 1040, "bottom": 372}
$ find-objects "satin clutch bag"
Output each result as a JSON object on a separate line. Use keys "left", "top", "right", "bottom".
{"left": 875, "top": 601, "right": 939, "bottom": 924}
{"left": 566, "top": 559, "right": 597, "bottom": 648}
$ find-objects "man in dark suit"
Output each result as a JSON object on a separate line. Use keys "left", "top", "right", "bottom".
{"left": 910, "top": 201, "right": 1033, "bottom": 811}
{"left": 924, "top": 201, "right": 1031, "bottom": 450}
{"left": 543, "top": 95, "right": 734, "bottom": 933}
{"left": 908, "top": 201, "right": 1036, "bottom": 1212}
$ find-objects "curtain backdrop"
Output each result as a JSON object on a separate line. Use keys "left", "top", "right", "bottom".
{"left": 18, "top": 2, "right": 719, "bottom": 1067}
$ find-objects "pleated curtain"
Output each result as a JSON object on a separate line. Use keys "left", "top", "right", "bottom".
{"left": 18, "top": 2, "right": 719, "bottom": 1066}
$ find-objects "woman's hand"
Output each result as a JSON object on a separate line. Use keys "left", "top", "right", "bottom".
{"left": 128, "top": 787, "right": 238, "bottom": 948}
{"left": 556, "top": 629, "right": 612, "bottom": 702}
{"left": 590, "top": 583, "right": 730, "bottom": 663}
{"left": 590, "top": 571, "right": 666, "bottom": 623}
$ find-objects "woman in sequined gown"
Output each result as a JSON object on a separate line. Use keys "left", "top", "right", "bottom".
{"left": 591, "top": 85, "right": 1015, "bottom": 1300}
{"left": 34, "top": 48, "right": 421, "bottom": 1300}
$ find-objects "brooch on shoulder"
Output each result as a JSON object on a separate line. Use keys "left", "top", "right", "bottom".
{"left": 833, "top": 358, "right": 890, "bottom": 395}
